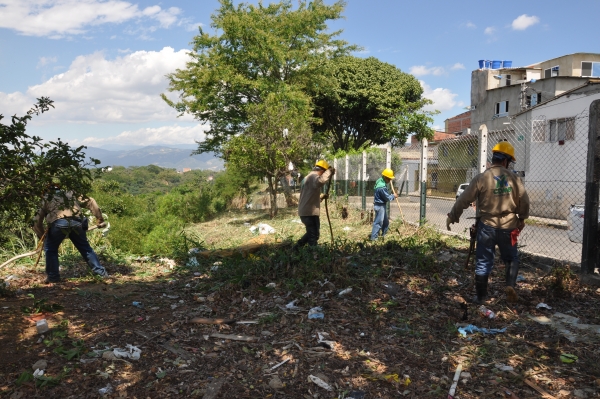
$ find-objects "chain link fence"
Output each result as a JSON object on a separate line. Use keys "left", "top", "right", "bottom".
{"left": 331, "top": 107, "right": 594, "bottom": 266}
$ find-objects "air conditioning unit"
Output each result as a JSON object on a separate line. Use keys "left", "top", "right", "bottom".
{"left": 469, "top": 105, "right": 477, "bottom": 110}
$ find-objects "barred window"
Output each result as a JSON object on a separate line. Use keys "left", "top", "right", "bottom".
{"left": 532, "top": 120, "right": 546, "bottom": 142}
{"left": 547, "top": 117, "right": 575, "bottom": 143}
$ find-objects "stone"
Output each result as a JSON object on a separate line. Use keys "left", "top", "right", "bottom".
{"left": 268, "top": 376, "right": 284, "bottom": 389}
{"left": 32, "top": 360, "right": 47, "bottom": 371}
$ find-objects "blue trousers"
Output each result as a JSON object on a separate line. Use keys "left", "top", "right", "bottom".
{"left": 475, "top": 221, "right": 518, "bottom": 276}
{"left": 297, "top": 216, "right": 320, "bottom": 247}
{"left": 371, "top": 204, "right": 389, "bottom": 240}
{"left": 44, "top": 218, "right": 108, "bottom": 280}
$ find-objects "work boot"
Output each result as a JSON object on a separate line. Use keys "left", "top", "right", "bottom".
{"left": 505, "top": 261, "right": 520, "bottom": 303}
{"left": 472, "top": 274, "right": 489, "bottom": 304}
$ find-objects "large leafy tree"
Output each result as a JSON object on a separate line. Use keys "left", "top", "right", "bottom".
{"left": 162, "top": 0, "right": 355, "bottom": 155}
{"left": 0, "top": 98, "right": 99, "bottom": 237}
{"left": 312, "top": 56, "right": 437, "bottom": 151}
{"left": 223, "top": 89, "right": 317, "bottom": 217}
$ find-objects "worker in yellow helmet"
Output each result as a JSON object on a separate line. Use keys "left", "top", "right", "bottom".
{"left": 447, "top": 141, "right": 529, "bottom": 304}
{"left": 371, "top": 168, "right": 398, "bottom": 240}
{"left": 293, "top": 160, "right": 335, "bottom": 249}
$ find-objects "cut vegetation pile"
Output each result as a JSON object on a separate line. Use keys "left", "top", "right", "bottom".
{"left": 1, "top": 206, "right": 600, "bottom": 398}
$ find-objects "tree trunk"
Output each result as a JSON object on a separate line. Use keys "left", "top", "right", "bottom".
{"left": 266, "top": 176, "right": 278, "bottom": 218}
{"left": 280, "top": 174, "right": 296, "bottom": 207}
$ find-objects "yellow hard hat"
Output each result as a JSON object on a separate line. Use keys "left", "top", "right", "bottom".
{"left": 315, "top": 160, "right": 329, "bottom": 170}
{"left": 492, "top": 141, "right": 516, "bottom": 162}
{"left": 382, "top": 168, "right": 394, "bottom": 179}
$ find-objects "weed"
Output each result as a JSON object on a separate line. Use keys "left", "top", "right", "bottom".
{"left": 21, "top": 294, "right": 63, "bottom": 314}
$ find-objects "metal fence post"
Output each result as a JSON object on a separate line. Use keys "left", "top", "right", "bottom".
{"left": 478, "top": 124, "right": 488, "bottom": 173}
{"left": 345, "top": 154, "right": 349, "bottom": 197}
{"left": 386, "top": 143, "right": 392, "bottom": 216}
{"left": 362, "top": 150, "right": 367, "bottom": 211}
{"left": 333, "top": 158, "right": 338, "bottom": 199}
{"left": 581, "top": 100, "right": 600, "bottom": 274}
{"left": 419, "top": 139, "right": 428, "bottom": 225}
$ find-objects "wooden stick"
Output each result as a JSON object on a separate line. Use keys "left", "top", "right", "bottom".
{"left": 324, "top": 172, "right": 334, "bottom": 244}
{"left": 209, "top": 333, "right": 258, "bottom": 342}
{"left": 390, "top": 183, "right": 406, "bottom": 226}
{"left": 190, "top": 318, "right": 236, "bottom": 325}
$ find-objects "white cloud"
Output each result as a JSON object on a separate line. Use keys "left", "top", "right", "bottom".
{"left": 410, "top": 65, "right": 446, "bottom": 77}
{"left": 465, "top": 22, "right": 476, "bottom": 29}
{"left": 484, "top": 26, "right": 495, "bottom": 35}
{"left": 117, "top": 48, "right": 131, "bottom": 54}
{"left": 37, "top": 56, "right": 57, "bottom": 68}
{"left": 0, "top": 47, "right": 192, "bottom": 123}
{"left": 451, "top": 63, "right": 465, "bottom": 70}
{"left": 0, "top": 0, "right": 182, "bottom": 37}
{"left": 512, "top": 14, "right": 540, "bottom": 30}
{"left": 71, "top": 124, "right": 209, "bottom": 147}
{"left": 420, "top": 81, "right": 459, "bottom": 112}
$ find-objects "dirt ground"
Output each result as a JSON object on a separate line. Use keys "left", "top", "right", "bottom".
{"left": 2, "top": 213, "right": 600, "bottom": 398}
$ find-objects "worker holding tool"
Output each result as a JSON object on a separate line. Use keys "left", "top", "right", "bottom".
{"left": 371, "top": 168, "right": 398, "bottom": 240}
{"left": 33, "top": 185, "right": 110, "bottom": 283}
{"left": 293, "top": 160, "right": 334, "bottom": 249}
{"left": 446, "top": 141, "right": 529, "bottom": 304}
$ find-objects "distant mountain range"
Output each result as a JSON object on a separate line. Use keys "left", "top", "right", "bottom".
{"left": 82, "top": 146, "right": 223, "bottom": 171}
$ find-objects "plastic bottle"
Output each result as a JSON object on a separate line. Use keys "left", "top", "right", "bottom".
{"left": 478, "top": 305, "right": 495, "bottom": 319}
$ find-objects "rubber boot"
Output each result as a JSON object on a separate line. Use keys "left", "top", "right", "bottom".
{"left": 505, "top": 261, "right": 519, "bottom": 303}
{"left": 472, "top": 274, "right": 489, "bottom": 304}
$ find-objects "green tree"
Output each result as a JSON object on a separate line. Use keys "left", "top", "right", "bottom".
{"left": 0, "top": 98, "right": 99, "bottom": 234}
{"left": 162, "top": 0, "right": 354, "bottom": 155}
{"left": 223, "top": 90, "right": 316, "bottom": 217}
{"left": 312, "top": 56, "right": 437, "bottom": 151}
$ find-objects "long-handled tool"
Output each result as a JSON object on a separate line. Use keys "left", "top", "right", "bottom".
{"left": 324, "top": 173, "right": 334, "bottom": 244}
{"left": 0, "top": 222, "right": 108, "bottom": 269}
{"left": 464, "top": 222, "right": 477, "bottom": 270}
{"left": 390, "top": 183, "right": 406, "bottom": 225}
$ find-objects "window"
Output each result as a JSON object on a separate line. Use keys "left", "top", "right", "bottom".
{"left": 582, "top": 61, "right": 600, "bottom": 77}
{"left": 531, "top": 93, "right": 540, "bottom": 106}
{"left": 505, "top": 74, "right": 511, "bottom": 86}
{"left": 495, "top": 101, "right": 509, "bottom": 117}
{"left": 547, "top": 118, "right": 575, "bottom": 142}
{"left": 544, "top": 66, "right": 559, "bottom": 78}
{"left": 532, "top": 120, "right": 546, "bottom": 141}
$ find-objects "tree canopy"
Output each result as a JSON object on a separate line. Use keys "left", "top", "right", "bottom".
{"left": 162, "top": 0, "right": 355, "bottom": 155}
{"left": 312, "top": 56, "right": 437, "bottom": 151}
{"left": 0, "top": 98, "right": 99, "bottom": 234}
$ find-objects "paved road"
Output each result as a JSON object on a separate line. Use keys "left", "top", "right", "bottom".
{"left": 351, "top": 196, "right": 581, "bottom": 264}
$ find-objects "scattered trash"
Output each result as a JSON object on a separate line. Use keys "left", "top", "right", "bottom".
{"left": 191, "top": 317, "right": 235, "bottom": 325}
{"left": 159, "top": 258, "right": 176, "bottom": 269}
{"left": 186, "top": 257, "right": 199, "bottom": 267}
{"left": 36, "top": 319, "right": 49, "bottom": 334}
{"left": 188, "top": 248, "right": 200, "bottom": 254}
{"left": 98, "top": 384, "right": 113, "bottom": 395}
{"left": 249, "top": 223, "right": 276, "bottom": 235}
{"left": 448, "top": 362, "right": 462, "bottom": 399}
{"left": 285, "top": 300, "right": 299, "bottom": 310}
{"left": 309, "top": 374, "right": 333, "bottom": 391}
{"left": 210, "top": 333, "right": 258, "bottom": 342}
{"left": 338, "top": 287, "right": 353, "bottom": 296}
{"left": 560, "top": 353, "right": 578, "bottom": 363}
{"left": 317, "top": 332, "right": 336, "bottom": 349}
{"left": 269, "top": 376, "right": 285, "bottom": 389}
{"left": 343, "top": 226, "right": 352, "bottom": 231}
{"left": 457, "top": 325, "right": 507, "bottom": 338}
{"left": 113, "top": 344, "right": 141, "bottom": 360}
{"left": 536, "top": 303, "right": 552, "bottom": 310}
{"left": 31, "top": 360, "right": 47, "bottom": 371}
{"left": 290, "top": 219, "right": 302, "bottom": 224}
{"left": 32, "top": 369, "right": 44, "bottom": 379}
{"left": 270, "top": 357, "right": 290, "bottom": 371}
{"left": 528, "top": 312, "right": 600, "bottom": 343}
{"left": 495, "top": 363, "right": 514, "bottom": 371}
{"left": 211, "top": 261, "right": 222, "bottom": 272}
{"left": 516, "top": 275, "right": 526, "bottom": 282}
{"left": 266, "top": 283, "right": 276, "bottom": 288}
{"left": 308, "top": 307, "right": 324, "bottom": 320}
{"left": 132, "top": 301, "right": 143, "bottom": 308}
{"left": 478, "top": 305, "right": 495, "bottom": 319}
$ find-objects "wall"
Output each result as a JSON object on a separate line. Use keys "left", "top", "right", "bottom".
{"left": 445, "top": 111, "right": 471, "bottom": 134}
{"left": 514, "top": 85, "right": 600, "bottom": 218}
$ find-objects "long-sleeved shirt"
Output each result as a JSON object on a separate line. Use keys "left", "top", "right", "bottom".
{"left": 448, "top": 165, "right": 529, "bottom": 230}
{"left": 373, "top": 177, "right": 395, "bottom": 205}
{"left": 33, "top": 190, "right": 103, "bottom": 238}
{"left": 297, "top": 169, "right": 333, "bottom": 217}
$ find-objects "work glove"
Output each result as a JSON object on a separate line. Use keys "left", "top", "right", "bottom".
{"left": 320, "top": 193, "right": 329, "bottom": 201}
{"left": 329, "top": 167, "right": 336, "bottom": 175}
{"left": 446, "top": 214, "right": 454, "bottom": 231}
{"left": 517, "top": 218, "right": 525, "bottom": 231}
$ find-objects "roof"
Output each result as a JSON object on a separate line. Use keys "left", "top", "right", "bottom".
{"left": 513, "top": 80, "right": 600, "bottom": 117}
{"left": 524, "top": 52, "right": 600, "bottom": 68}
{"left": 444, "top": 110, "right": 471, "bottom": 122}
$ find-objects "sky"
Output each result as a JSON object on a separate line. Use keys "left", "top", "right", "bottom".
{"left": 1, "top": 0, "right": 599, "bottom": 151}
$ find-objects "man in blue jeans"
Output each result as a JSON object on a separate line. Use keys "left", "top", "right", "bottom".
{"left": 33, "top": 186, "right": 109, "bottom": 283}
{"left": 371, "top": 169, "right": 398, "bottom": 240}
{"left": 446, "top": 141, "right": 529, "bottom": 304}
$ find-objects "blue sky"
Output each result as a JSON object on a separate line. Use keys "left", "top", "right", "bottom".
{"left": 1, "top": 0, "right": 598, "bottom": 150}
